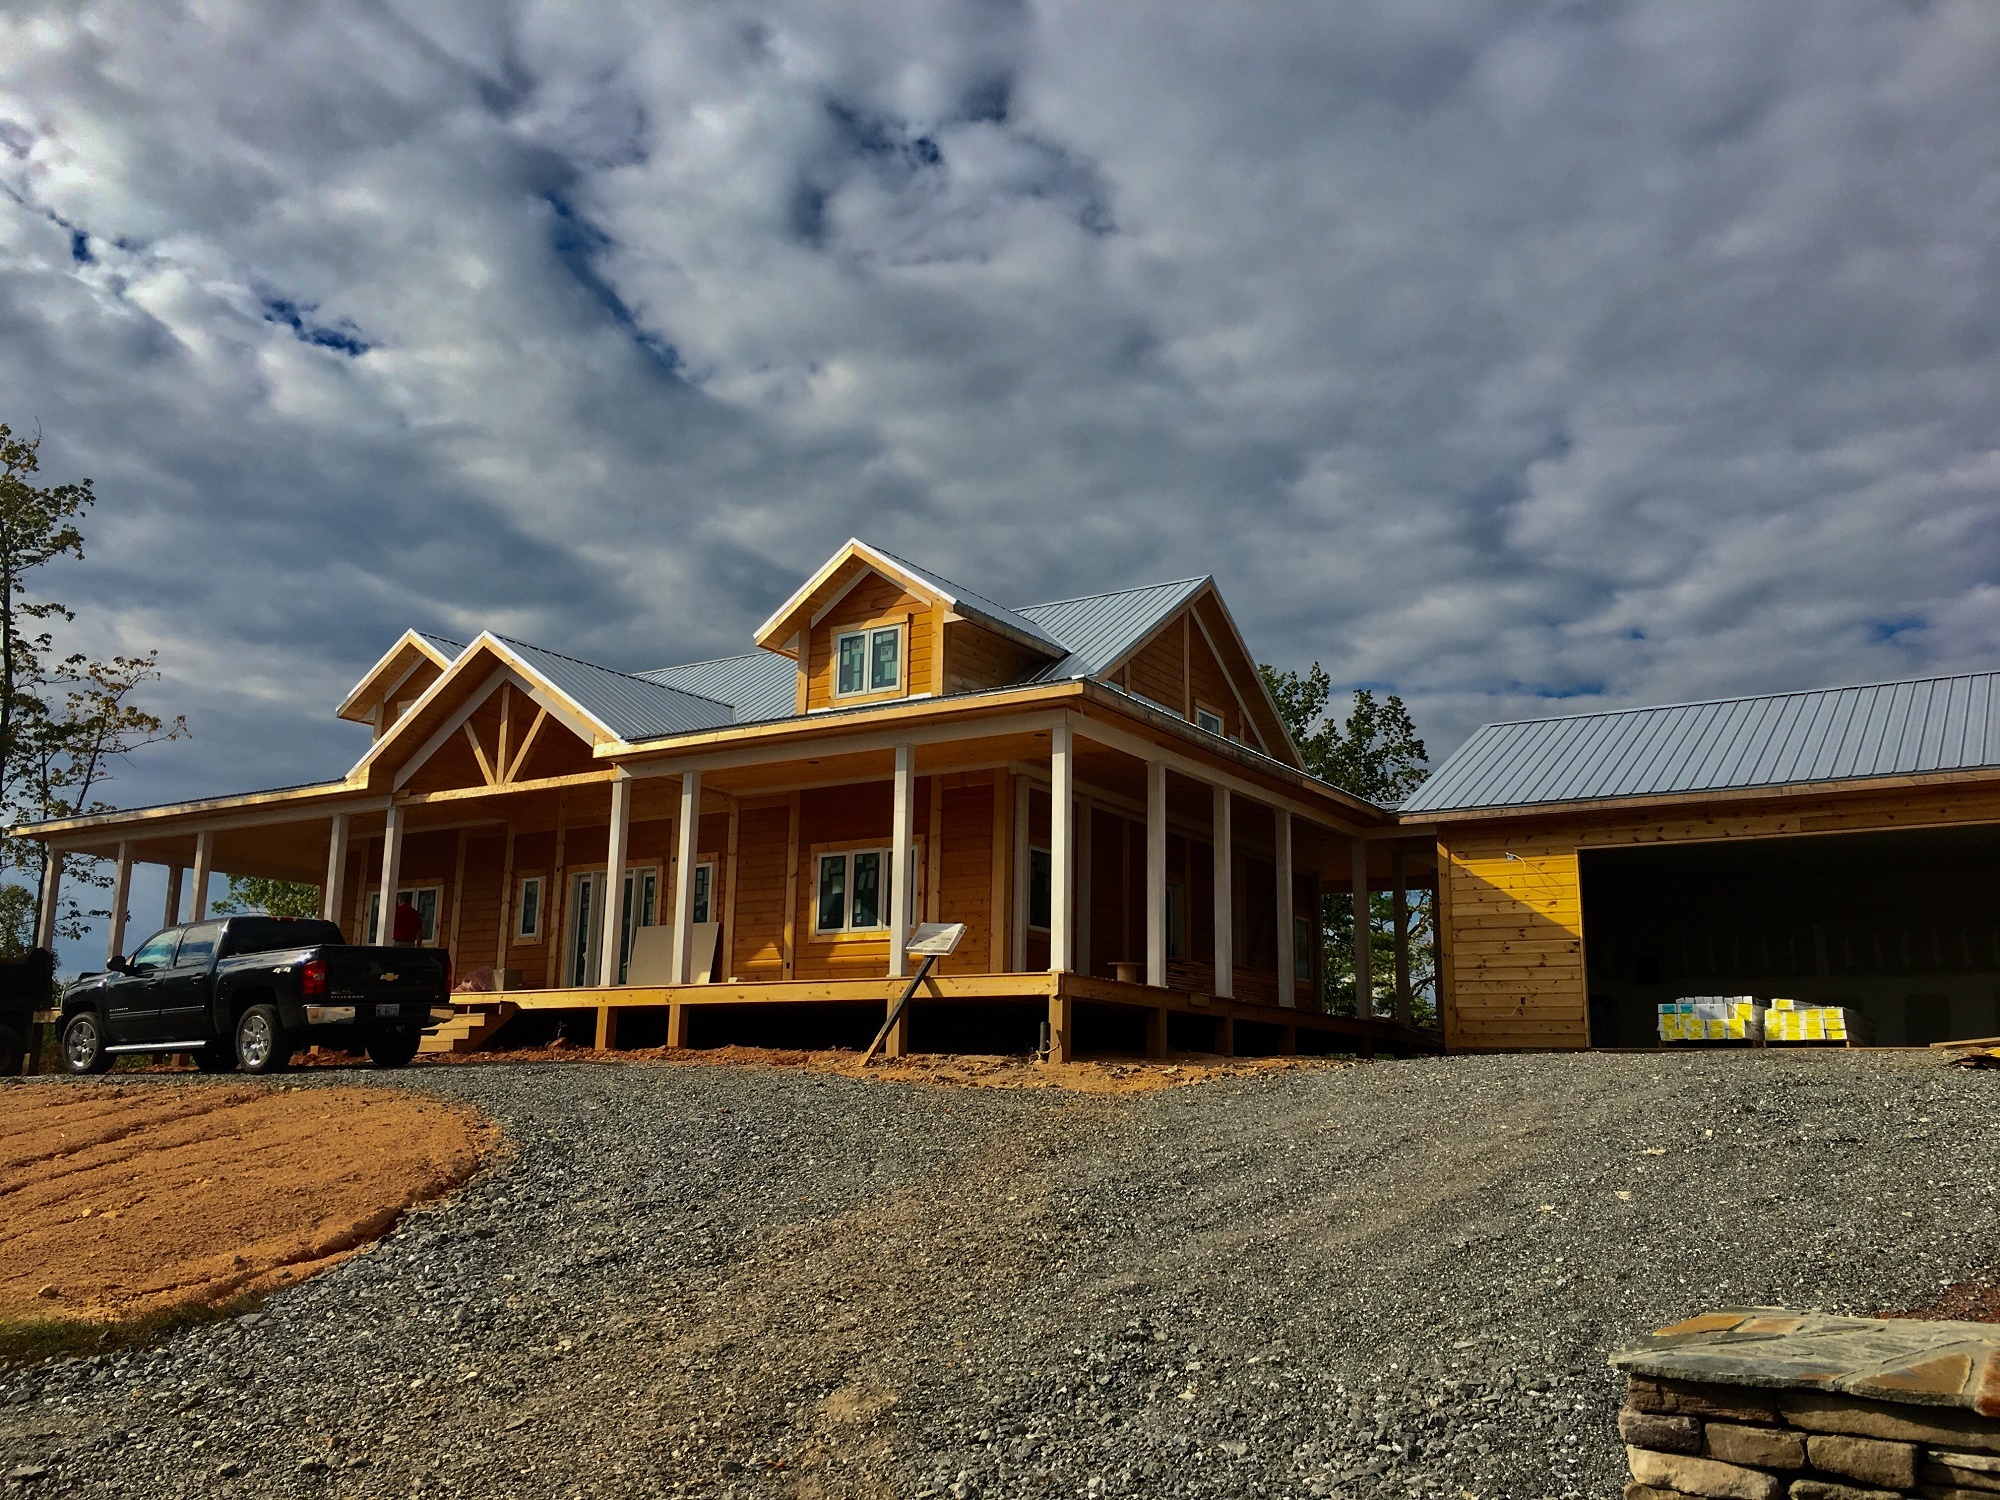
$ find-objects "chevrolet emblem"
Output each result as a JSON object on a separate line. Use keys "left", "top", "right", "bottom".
{"left": 380, "top": 971, "right": 399, "bottom": 983}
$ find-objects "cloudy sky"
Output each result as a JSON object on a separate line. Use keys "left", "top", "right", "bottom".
{"left": 4, "top": 0, "right": 1999, "bottom": 834}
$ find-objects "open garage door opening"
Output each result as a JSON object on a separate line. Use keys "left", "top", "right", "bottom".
{"left": 1580, "top": 824, "right": 2000, "bottom": 1048}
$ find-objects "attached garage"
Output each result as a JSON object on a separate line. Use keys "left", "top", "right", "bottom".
{"left": 1405, "top": 671, "right": 2000, "bottom": 1051}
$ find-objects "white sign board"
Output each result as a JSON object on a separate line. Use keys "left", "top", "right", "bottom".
{"left": 904, "top": 922, "right": 967, "bottom": 957}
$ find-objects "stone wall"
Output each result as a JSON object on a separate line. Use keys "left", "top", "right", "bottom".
{"left": 1612, "top": 1309, "right": 2000, "bottom": 1500}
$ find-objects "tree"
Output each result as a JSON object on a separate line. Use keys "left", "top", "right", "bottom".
{"left": 1260, "top": 662, "right": 1435, "bottom": 1022}
{"left": 213, "top": 876, "right": 321, "bottom": 920}
{"left": 0, "top": 420, "right": 188, "bottom": 945}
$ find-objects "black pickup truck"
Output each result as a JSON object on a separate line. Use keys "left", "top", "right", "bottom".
{"left": 57, "top": 915, "right": 452, "bottom": 1076}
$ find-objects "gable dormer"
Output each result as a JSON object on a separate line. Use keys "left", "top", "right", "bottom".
{"left": 753, "top": 541, "right": 1065, "bottom": 711}
{"left": 336, "top": 630, "right": 463, "bottom": 740}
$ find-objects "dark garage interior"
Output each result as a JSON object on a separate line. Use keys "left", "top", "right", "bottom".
{"left": 1580, "top": 823, "right": 2000, "bottom": 1047}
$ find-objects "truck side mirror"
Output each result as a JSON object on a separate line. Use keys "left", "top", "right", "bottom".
{"left": 106, "top": 955, "right": 129, "bottom": 974}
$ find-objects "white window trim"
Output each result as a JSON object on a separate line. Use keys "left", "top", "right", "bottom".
{"left": 1193, "top": 702, "right": 1225, "bottom": 736}
{"left": 809, "top": 841, "right": 922, "bottom": 938}
{"left": 367, "top": 884, "right": 443, "bottom": 945}
{"left": 515, "top": 874, "right": 545, "bottom": 943}
{"left": 832, "top": 623, "right": 905, "bottom": 700}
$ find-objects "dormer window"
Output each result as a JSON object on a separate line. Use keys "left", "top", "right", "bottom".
{"left": 836, "top": 625, "right": 903, "bottom": 698}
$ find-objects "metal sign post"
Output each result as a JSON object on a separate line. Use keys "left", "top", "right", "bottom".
{"left": 861, "top": 922, "right": 966, "bottom": 1066}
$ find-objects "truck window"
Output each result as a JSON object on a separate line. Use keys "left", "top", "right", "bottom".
{"left": 223, "top": 918, "right": 345, "bottom": 956}
{"left": 129, "top": 930, "right": 179, "bottom": 972}
{"left": 173, "top": 923, "right": 225, "bottom": 969}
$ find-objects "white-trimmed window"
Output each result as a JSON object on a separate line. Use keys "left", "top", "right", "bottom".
{"left": 1166, "top": 881, "right": 1186, "bottom": 961}
{"left": 515, "top": 875, "right": 544, "bottom": 942}
{"left": 1194, "top": 704, "right": 1225, "bottom": 736}
{"left": 817, "top": 847, "right": 888, "bottom": 933}
{"left": 690, "top": 859, "right": 716, "bottom": 925}
{"left": 367, "top": 885, "right": 441, "bottom": 945}
{"left": 835, "top": 624, "right": 903, "bottom": 697}
{"left": 1293, "top": 914, "right": 1315, "bottom": 984}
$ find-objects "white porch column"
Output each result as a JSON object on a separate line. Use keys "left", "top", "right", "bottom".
{"left": 1351, "top": 838, "right": 1373, "bottom": 1018}
{"left": 190, "top": 830, "right": 215, "bottom": 924}
{"left": 321, "top": 812, "right": 350, "bottom": 925}
{"left": 1145, "top": 761, "right": 1167, "bottom": 988}
{"left": 888, "top": 744, "right": 915, "bottom": 978}
{"left": 1049, "top": 721, "right": 1074, "bottom": 973}
{"left": 1274, "top": 810, "right": 1294, "bottom": 1009}
{"left": 106, "top": 843, "right": 133, "bottom": 965}
{"left": 376, "top": 805, "right": 404, "bottom": 943}
{"left": 162, "top": 866, "right": 183, "bottom": 928}
{"left": 671, "top": 770, "right": 701, "bottom": 984}
{"left": 599, "top": 774, "right": 632, "bottom": 987}
{"left": 1211, "top": 784, "right": 1233, "bottom": 999}
{"left": 1392, "top": 849, "right": 1412, "bottom": 1026}
{"left": 33, "top": 851, "right": 62, "bottom": 951}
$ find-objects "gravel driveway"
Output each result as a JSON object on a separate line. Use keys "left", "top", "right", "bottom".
{"left": 2, "top": 1049, "right": 1994, "bottom": 1500}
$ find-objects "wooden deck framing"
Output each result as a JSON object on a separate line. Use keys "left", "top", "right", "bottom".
{"left": 488, "top": 972, "right": 1439, "bottom": 1062}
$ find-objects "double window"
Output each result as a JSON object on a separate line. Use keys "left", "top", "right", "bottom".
{"left": 367, "top": 886, "right": 440, "bottom": 945}
{"left": 835, "top": 625, "right": 902, "bottom": 697}
{"left": 817, "top": 848, "right": 888, "bottom": 933}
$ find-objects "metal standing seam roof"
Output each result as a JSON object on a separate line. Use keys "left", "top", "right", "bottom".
{"left": 1015, "top": 577, "right": 1209, "bottom": 683}
{"left": 1402, "top": 670, "right": 2000, "bottom": 814}
{"left": 414, "top": 632, "right": 464, "bottom": 660}
{"left": 493, "top": 636, "right": 737, "bottom": 741}
{"left": 638, "top": 652, "right": 798, "bottom": 722}
{"left": 861, "top": 542, "right": 1068, "bottom": 656}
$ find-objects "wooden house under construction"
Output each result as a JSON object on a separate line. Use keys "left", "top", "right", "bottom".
{"left": 17, "top": 541, "right": 1437, "bottom": 1061}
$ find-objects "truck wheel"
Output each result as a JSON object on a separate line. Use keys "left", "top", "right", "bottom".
{"left": 366, "top": 1028, "right": 421, "bottom": 1069}
{"left": 61, "top": 1010, "right": 114, "bottom": 1076}
{"left": 193, "top": 1044, "right": 237, "bottom": 1074}
{"left": 234, "top": 1005, "right": 293, "bottom": 1075}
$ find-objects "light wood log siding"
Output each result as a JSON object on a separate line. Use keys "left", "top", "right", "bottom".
{"left": 455, "top": 834, "right": 506, "bottom": 979}
{"left": 805, "top": 572, "right": 935, "bottom": 711}
{"left": 1185, "top": 618, "right": 1243, "bottom": 741}
{"left": 1436, "top": 832, "right": 1587, "bottom": 1051}
{"left": 732, "top": 799, "right": 794, "bottom": 979}
{"left": 1126, "top": 627, "right": 1187, "bottom": 714}
{"left": 943, "top": 622, "right": 1047, "bottom": 696}
{"left": 936, "top": 777, "right": 996, "bottom": 974}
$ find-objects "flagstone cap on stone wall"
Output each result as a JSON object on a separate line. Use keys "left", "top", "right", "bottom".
{"left": 1611, "top": 1307, "right": 2000, "bottom": 1416}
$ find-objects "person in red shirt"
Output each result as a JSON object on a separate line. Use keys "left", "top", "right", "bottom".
{"left": 391, "top": 895, "right": 424, "bottom": 947}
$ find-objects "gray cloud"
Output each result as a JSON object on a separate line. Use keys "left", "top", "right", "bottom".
{"left": 2, "top": 0, "right": 1997, "bottom": 840}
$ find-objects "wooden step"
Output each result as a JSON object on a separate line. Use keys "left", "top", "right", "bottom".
{"left": 419, "top": 1000, "right": 520, "bottom": 1056}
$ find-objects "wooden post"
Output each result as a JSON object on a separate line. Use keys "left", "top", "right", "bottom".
{"left": 989, "top": 772, "right": 1011, "bottom": 972}
{"left": 1011, "top": 774, "right": 1031, "bottom": 971}
{"left": 1351, "top": 838, "right": 1372, "bottom": 1018}
{"left": 105, "top": 843, "right": 132, "bottom": 966}
{"left": 1215, "top": 1014, "right": 1234, "bottom": 1057}
{"left": 190, "top": 830, "right": 215, "bottom": 924}
{"left": 448, "top": 829, "right": 467, "bottom": 962}
{"left": 1211, "top": 785, "right": 1232, "bottom": 999}
{"left": 666, "top": 999, "right": 690, "bottom": 1050}
{"left": 162, "top": 865, "right": 183, "bottom": 928}
{"left": 1146, "top": 761, "right": 1167, "bottom": 988}
{"left": 1274, "top": 809, "right": 1294, "bottom": 1009}
{"left": 544, "top": 793, "right": 568, "bottom": 988}
{"left": 780, "top": 791, "right": 799, "bottom": 979}
{"left": 1392, "top": 849, "right": 1412, "bottom": 1026}
{"left": 594, "top": 1005, "right": 619, "bottom": 1050}
{"left": 888, "top": 743, "right": 915, "bottom": 979}
{"left": 495, "top": 823, "right": 517, "bottom": 978}
{"left": 1046, "top": 991, "right": 1073, "bottom": 1063}
{"left": 376, "top": 806, "right": 404, "bottom": 944}
{"left": 926, "top": 778, "right": 943, "bottom": 925}
{"left": 1050, "top": 721, "right": 1074, "bottom": 973}
{"left": 671, "top": 770, "right": 701, "bottom": 984}
{"left": 599, "top": 774, "right": 632, "bottom": 987}
{"left": 723, "top": 796, "right": 741, "bottom": 982}
{"left": 34, "top": 851, "right": 62, "bottom": 951}
{"left": 321, "top": 812, "right": 350, "bottom": 924}
{"left": 1146, "top": 1005, "right": 1168, "bottom": 1059}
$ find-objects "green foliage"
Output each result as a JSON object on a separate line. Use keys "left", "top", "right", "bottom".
{"left": 0, "top": 420, "right": 188, "bottom": 945}
{"left": 0, "top": 882, "right": 34, "bottom": 959}
{"left": 1260, "top": 661, "right": 1436, "bottom": 1023}
{"left": 212, "top": 875, "right": 322, "bottom": 920}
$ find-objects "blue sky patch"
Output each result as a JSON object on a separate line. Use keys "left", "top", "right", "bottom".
{"left": 261, "top": 297, "right": 369, "bottom": 356}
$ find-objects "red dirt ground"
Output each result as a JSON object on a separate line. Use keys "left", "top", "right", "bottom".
{"left": 0, "top": 1084, "right": 494, "bottom": 1329}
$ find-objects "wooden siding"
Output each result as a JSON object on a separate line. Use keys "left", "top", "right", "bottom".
{"left": 937, "top": 777, "right": 996, "bottom": 974}
{"left": 805, "top": 571, "right": 936, "bottom": 710}
{"left": 1186, "top": 619, "right": 1243, "bottom": 742}
{"left": 1126, "top": 623, "right": 1187, "bottom": 715}
{"left": 942, "top": 621, "right": 1046, "bottom": 697}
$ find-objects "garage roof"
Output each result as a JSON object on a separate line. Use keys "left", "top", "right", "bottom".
{"left": 1404, "top": 670, "right": 2000, "bottom": 814}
